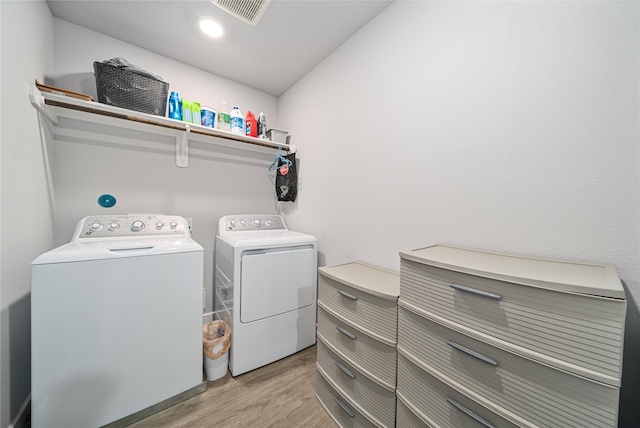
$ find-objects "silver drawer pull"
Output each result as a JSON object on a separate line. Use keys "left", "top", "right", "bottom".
{"left": 336, "top": 326, "right": 357, "bottom": 340}
{"left": 447, "top": 397, "right": 496, "bottom": 428}
{"left": 450, "top": 283, "right": 501, "bottom": 300}
{"left": 448, "top": 341, "right": 498, "bottom": 367}
{"left": 335, "top": 361, "right": 356, "bottom": 379}
{"left": 334, "top": 397, "right": 355, "bottom": 418}
{"left": 337, "top": 289, "right": 358, "bottom": 300}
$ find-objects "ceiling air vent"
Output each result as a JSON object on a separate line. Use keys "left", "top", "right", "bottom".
{"left": 211, "top": 0, "right": 272, "bottom": 26}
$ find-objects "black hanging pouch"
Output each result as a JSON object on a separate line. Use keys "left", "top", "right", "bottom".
{"left": 276, "top": 153, "right": 297, "bottom": 202}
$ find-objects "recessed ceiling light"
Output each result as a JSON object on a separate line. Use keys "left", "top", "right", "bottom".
{"left": 198, "top": 16, "right": 224, "bottom": 38}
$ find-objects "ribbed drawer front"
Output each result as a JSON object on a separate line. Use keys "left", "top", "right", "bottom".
{"left": 318, "top": 274, "right": 397, "bottom": 344}
{"left": 316, "top": 338, "right": 395, "bottom": 428}
{"left": 317, "top": 305, "right": 397, "bottom": 389}
{"left": 397, "top": 352, "right": 521, "bottom": 428}
{"left": 398, "top": 305, "right": 619, "bottom": 428}
{"left": 400, "top": 259, "right": 625, "bottom": 383}
{"left": 316, "top": 369, "right": 377, "bottom": 428}
{"left": 396, "top": 396, "right": 428, "bottom": 428}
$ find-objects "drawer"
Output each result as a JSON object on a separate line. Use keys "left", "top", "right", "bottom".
{"left": 400, "top": 259, "right": 625, "bottom": 384}
{"left": 397, "top": 352, "right": 521, "bottom": 428}
{"left": 396, "top": 396, "right": 427, "bottom": 428}
{"left": 398, "top": 305, "right": 620, "bottom": 428}
{"left": 317, "top": 305, "right": 397, "bottom": 389}
{"left": 318, "top": 269, "right": 398, "bottom": 344}
{"left": 316, "top": 369, "right": 378, "bottom": 428}
{"left": 316, "top": 337, "right": 396, "bottom": 428}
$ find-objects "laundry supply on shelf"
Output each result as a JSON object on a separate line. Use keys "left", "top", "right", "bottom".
{"left": 191, "top": 101, "right": 201, "bottom": 125}
{"left": 201, "top": 106, "right": 216, "bottom": 128}
{"left": 181, "top": 99, "right": 193, "bottom": 123}
{"left": 217, "top": 101, "right": 230, "bottom": 131}
{"left": 168, "top": 91, "right": 181, "bottom": 120}
{"left": 257, "top": 112, "right": 267, "bottom": 139}
{"left": 245, "top": 111, "right": 257, "bottom": 137}
{"left": 230, "top": 106, "right": 245, "bottom": 134}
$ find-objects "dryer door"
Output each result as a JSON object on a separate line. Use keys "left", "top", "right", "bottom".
{"left": 240, "top": 245, "right": 315, "bottom": 323}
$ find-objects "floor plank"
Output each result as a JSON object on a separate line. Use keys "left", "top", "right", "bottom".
{"left": 129, "top": 345, "right": 336, "bottom": 428}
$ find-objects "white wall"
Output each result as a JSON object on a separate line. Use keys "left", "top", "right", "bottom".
{"left": 0, "top": 1, "right": 54, "bottom": 426}
{"left": 51, "top": 20, "right": 281, "bottom": 315}
{"left": 279, "top": 1, "right": 639, "bottom": 425}
{"left": 1, "top": 1, "right": 638, "bottom": 426}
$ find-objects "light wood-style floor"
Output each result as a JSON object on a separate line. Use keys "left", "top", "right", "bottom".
{"left": 129, "top": 345, "right": 336, "bottom": 427}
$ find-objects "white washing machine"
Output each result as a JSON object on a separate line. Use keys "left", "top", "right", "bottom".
{"left": 215, "top": 214, "right": 317, "bottom": 376}
{"left": 31, "top": 214, "right": 204, "bottom": 428}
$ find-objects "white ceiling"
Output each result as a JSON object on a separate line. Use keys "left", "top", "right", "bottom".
{"left": 46, "top": 0, "right": 394, "bottom": 97}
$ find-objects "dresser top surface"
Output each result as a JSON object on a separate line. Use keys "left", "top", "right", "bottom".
{"left": 400, "top": 245, "right": 624, "bottom": 299}
{"left": 319, "top": 262, "right": 400, "bottom": 300}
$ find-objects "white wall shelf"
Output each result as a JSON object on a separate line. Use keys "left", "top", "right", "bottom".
{"left": 29, "top": 85, "right": 291, "bottom": 168}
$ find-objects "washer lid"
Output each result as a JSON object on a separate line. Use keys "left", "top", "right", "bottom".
{"left": 217, "top": 229, "right": 317, "bottom": 247}
{"left": 32, "top": 236, "right": 203, "bottom": 265}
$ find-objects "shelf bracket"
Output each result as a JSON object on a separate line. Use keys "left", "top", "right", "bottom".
{"left": 176, "top": 125, "right": 189, "bottom": 167}
{"left": 29, "top": 83, "right": 57, "bottom": 124}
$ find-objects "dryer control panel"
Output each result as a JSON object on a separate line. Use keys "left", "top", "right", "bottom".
{"left": 75, "top": 214, "right": 189, "bottom": 238}
{"left": 222, "top": 215, "right": 286, "bottom": 231}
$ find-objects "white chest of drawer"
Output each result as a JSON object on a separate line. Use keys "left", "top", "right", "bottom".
{"left": 398, "top": 303, "right": 620, "bottom": 427}
{"left": 397, "top": 352, "right": 521, "bottom": 428}
{"left": 397, "top": 245, "right": 626, "bottom": 428}
{"left": 315, "top": 262, "right": 399, "bottom": 428}
{"left": 316, "top": 370, "right": 378, "bottom": 428}
{"left": 316, "top": 339, "right": 396, "bottom": 428}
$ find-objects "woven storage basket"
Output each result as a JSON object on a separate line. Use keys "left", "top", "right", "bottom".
{"left": 93, "top": 61, "right": 169, "bottom": 116}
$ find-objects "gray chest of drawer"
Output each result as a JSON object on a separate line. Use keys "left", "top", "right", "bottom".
{"left": 397, "top": 245, "right": 626, "bottom": 428}
{"left": 315, "top": 262, "right": 399, "bottom": 428}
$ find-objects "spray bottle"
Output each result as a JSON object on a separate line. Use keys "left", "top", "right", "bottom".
{"left": 257, "top": 112, "right": 267, "bottom": 139}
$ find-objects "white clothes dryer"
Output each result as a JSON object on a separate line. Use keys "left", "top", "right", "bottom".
{"left": 31, "top": 214, "right": 204, "bottom": 428}
{"left": 215, "top": 214, "right": 317, "bottom": 376}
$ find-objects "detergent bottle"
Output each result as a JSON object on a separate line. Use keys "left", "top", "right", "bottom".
{"left": 230, "top": 106, "right": 244, "bottom": 135}
{"left": 245, "top": 111, "right": 257, "bottom": 137}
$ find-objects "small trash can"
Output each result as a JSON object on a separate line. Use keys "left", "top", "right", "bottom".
{"left": 202, "top": 320, "right": 231, "bottom": 381}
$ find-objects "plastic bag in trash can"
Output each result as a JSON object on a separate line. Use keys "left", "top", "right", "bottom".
{"left": 203, "top": 320, "right": 231, "bottom": 359}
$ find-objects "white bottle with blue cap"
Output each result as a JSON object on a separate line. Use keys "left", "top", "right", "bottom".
{"left": 230, "top": 106, "right": 245, "bottom": 135}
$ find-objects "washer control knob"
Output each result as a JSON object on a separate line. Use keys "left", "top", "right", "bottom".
{"left": 251, "top": 219, "right": 261, "bottom": 227}
{"left": 156, "top": 222, "right": 164, "bottom": 230}
{"left": 130, "top": 220, "right": 145, "bottom": 232}
{"left": 108, "top": 222, "right": 120, "bottom": 231}
{"left": 239, "top": 220, "right": 246, "bottom": 227}
{"left": 169, "top": 221, "right": 178, "bottom": 229}
{"left": 230, "top": 220, "right": 236, "bottom": 228}
{"left": 265, "top": 219, "right": 273, "bottom": 227}
{"left": 89, "top": 222, "right": 103, "bottom": 232}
